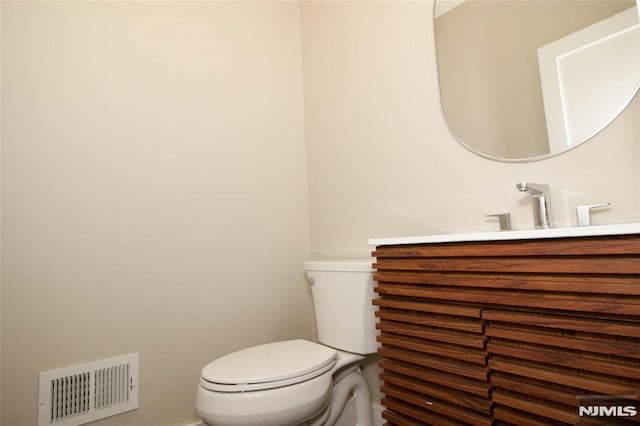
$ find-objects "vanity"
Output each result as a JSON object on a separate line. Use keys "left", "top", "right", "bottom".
{"left": 369, "top": 224, "right": 640, "bottom": 425}
{"left": 370, "top": 0, "right": 640, "bottom": 422}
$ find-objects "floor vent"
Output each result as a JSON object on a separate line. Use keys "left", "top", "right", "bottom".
{"left": 38, "top": 353, "right": 139, "bottom": 426}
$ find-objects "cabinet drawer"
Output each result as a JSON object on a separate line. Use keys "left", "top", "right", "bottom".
{"left": 375, "top": 282, "right": 640, "bottom": 316}
{"left": 379, "top": 359, "right": 491, "bottom": 398}
{"left": 377, "top": 320, "right": 485, "bottom": 348}
{"left": 382, "top": 398, "right": 471, "bottom": 426}
{"left": 485, "top": 309, "right": 640, "bottom": 424}
{"left": 379, "top": 345, "right": 488, "bottom": 381}
{"left": 376, "top": 299, "right": 491, "bottom": 424}
{"left": 381, "top": 384, "right": 493, "bottom": 426}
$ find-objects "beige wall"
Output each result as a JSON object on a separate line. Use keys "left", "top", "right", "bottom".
{"left": 301, "top": 0, "right": 639, "bottom": 258}
{"left": 1, "top": 2, "right": 312, "bottom": 425}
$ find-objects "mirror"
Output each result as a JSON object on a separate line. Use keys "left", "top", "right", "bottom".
{"left": 434, "top": 0, "right": 640, "bottom": 162}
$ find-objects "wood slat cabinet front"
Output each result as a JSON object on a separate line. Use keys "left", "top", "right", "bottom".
{"left": 372, "top": 234, "right": 640, "bottom": 426}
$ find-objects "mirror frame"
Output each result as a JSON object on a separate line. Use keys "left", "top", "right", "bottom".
{"left": 433, "top": 0, "right": 640, "bottom": 163}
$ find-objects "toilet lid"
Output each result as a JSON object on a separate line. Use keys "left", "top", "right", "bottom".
{"left": 200, "top": 340, "right": 337, "bottom": 392}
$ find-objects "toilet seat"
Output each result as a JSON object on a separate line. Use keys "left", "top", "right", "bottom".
{"left": 200, "top": 339, "right": 337, "bottom": 392}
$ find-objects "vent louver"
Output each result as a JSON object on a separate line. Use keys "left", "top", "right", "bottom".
{"left": 39, "top": 353, "right": 138, "bottom": 426}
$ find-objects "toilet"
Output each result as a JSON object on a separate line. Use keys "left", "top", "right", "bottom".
{"left": 196, "top": 259, "right": 378, "bottom": 426}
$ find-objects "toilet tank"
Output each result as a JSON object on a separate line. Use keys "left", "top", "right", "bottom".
{"left": 304, "top": 259, "right": 378, "bottom": 355}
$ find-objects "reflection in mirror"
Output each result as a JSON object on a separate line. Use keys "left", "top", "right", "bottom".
{"left": 434, "top": 0, "right": 640, "bottom": 162}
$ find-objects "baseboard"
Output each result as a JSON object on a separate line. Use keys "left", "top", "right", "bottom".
{"left": 185, "top": 421, "right": 204, "bottom": 426}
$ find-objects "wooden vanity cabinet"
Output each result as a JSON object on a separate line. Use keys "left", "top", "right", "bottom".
{"left": 372, "top": 234, "right": 640, "bottom": 426}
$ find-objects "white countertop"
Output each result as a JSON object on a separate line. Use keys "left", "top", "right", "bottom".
{"left": 368, "top": 222, "right": 640, "bottom": 246}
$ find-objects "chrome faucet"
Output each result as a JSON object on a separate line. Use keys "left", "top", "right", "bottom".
{"left": 516, "top": 182, "right": 552, "bottom": 229}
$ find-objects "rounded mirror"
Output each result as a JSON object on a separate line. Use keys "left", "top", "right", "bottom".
{"left": 434, "top": 0, "right": 640, "bottom": 162}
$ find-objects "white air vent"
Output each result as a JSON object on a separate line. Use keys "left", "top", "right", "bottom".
{"left": 38, "top": 353, "right": 139, "bottom": 426}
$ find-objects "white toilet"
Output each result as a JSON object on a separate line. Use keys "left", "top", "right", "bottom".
{"left": 196, "top": 259, "right": 378, "bottom": 426}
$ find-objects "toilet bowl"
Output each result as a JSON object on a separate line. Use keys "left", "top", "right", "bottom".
{"left": 196, "top": 260, "right": 377, "bottom": 426}
{"left": 196, "top": 340, "right": 371, "bottom": 426}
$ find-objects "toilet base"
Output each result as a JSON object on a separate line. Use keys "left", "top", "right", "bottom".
{"left": 324, "top": 370, "right": 372, "bottom": 426}
{"left": 197, "top": 370, "right": 372, "bottom": 426}
{"left": 196, "top": 371, "right": 332, "bottom": 426}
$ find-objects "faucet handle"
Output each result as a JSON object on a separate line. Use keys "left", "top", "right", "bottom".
{"left": 485, "top": 213, "right": 512, "bottom": 231}
{"left": 576, "top": 203, "right": 610, "bottom": 226}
